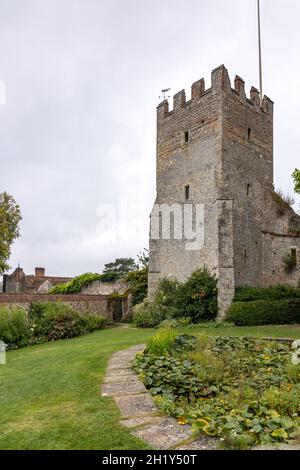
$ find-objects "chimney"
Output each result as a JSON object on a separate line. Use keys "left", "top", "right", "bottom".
{"left": 35, "top": 267, "right": 45, "bottom": 277}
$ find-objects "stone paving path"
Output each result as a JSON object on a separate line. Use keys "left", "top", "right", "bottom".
{"left": 101, "top": 344, "right": 218, "bottom": 450}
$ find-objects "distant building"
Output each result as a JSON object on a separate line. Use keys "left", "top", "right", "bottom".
{"left": 2, "top": 267, "right": 72, "bottom": 294}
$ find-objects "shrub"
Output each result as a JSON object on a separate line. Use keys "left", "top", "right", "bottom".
{"left": 0, "top": 308, "right": 31, "bottom": 349}
{"left": 155, "top": 278, "right": 180, "bottom": 309}
{"left": 28, "top": 302, "right": 105, "bottom": 341}
{"left": 29, "top": 301, "right": 68, "bottom": 321}
{"left": 234, "top": 285, "right": 300, "bottom": 302}
{"left": 132, "top": 300, "right": 166, "bottom": 328}
{"left": 226, "top": 299, "right": 300, "bottom": 326}
{"left": 174, "top": 268, "right": 218, "bottom": 322}
{"left": 133, "top": 268, "right": 218, "bottom": 327}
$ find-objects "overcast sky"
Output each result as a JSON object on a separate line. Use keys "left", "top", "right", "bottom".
{"left": 0, "top": 0, "right": 299, "bottom": 277}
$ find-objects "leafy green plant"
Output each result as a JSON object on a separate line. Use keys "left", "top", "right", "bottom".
{"left": 292, "top": 168, "right": 300, "bottom": 194}
{"left": 226, "top": 299, "right": 300, "bottom": 326}
{"left": 134, "top": 353, "right": 204, "bottom": 398}
{"left": 132, "top": 300, "right": 166, "bottom": 328}
{"left": 0, "top": 308, "right": 31, "bottom": 349}
{"left": 135, "top": 332, "right": 300, "bottom": 449}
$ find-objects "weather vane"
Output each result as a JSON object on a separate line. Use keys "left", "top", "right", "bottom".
{"left": 159, "top": 88, "right": 171, "bottom": 101}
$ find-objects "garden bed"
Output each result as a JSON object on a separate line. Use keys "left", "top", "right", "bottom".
{"left": 133, "top": 330, "right": 300, "bottom": 449}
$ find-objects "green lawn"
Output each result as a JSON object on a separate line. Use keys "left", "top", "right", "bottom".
{"left": 183, "top": 324, "right": 300, "bottom": 339}
{"left": 0, "top": 327, "right": 155, "bottom": 450}
{"left": 0, "top": 324, "right": 299, "bottom": 450}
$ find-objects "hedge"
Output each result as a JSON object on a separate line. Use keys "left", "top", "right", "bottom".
{"left": 226, "top": 298, "right": 300, "bottom": 326}
{"left": 234, "top": 285, "right": 300, "bottom": 302}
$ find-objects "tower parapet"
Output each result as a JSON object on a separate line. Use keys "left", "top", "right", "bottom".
{"left": 157, "top": 65, "right": 273, "bottom": 120}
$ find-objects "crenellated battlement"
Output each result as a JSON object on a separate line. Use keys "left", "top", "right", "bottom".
{"left": 157, "top": 65, "right": 273, "bottom": 119}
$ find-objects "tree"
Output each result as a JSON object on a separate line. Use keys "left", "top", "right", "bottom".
{"left": 0, "top": 192, "right": 22, "bottom": 274}
{"left": 102, "top": 257, "right": 137, "bottom": 281}
{"left": 136, "top": 249, "right": 149, "bottom": 269}
{"left": 292, "top": 168, "right": 300, "bottom": 194}
{"left": 126, "top": 267, "right": 148, "bottom": 306}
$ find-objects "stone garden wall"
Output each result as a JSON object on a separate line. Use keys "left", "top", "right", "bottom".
{"left": 0, "top": 293, "right": 125, "bottom": 320}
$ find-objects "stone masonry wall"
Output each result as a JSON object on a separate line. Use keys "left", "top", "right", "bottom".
{"left": 262, "top": 232, "right": 300, "bottom": 286}
{"left": 81, "top": 281, "right": 128, "bottom": 296}
{"left": 222, "top": 73, "right": 273, "bottom": 289}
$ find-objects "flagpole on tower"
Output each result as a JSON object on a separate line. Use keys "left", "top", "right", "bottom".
{"left": 257, "top": 0, "right": 263, "bottom": 105}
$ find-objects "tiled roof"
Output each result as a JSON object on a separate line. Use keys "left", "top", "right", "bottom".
{"left": 25, "top": 276, "right": 72, "bottom": 289}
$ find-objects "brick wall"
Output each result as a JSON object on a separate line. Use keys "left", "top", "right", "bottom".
{"left": 0, "top": 293, "right": 120, "bottom": 320}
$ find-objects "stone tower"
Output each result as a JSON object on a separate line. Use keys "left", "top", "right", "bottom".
{"left": 148, "top": 65, "right": 300, "bottom": 316}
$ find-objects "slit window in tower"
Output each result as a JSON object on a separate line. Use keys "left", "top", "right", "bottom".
{"left": 184, "top": 131, "right": 189, "bottom": 143}
{"left": 185, "top": 185, "right": 190, "bottom": 201}
{"left": 291, "top": 248, "right": 297, "bottom": 265}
